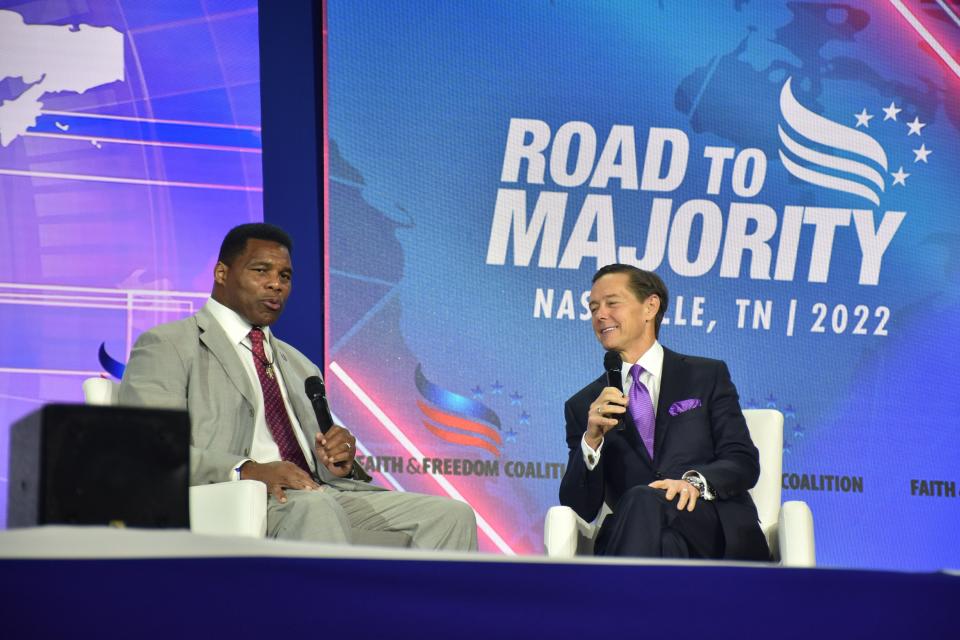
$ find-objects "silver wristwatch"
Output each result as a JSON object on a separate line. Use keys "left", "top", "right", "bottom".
{"left": 684, "top": 476, "right": 706, "bottom": 494}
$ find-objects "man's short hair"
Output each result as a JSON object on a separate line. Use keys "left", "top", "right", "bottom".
{"left": 218, "top": 223, "right": 293, "bottom": 266}
{"left": 592, "top": 264, "right": 669, "bottom": 337}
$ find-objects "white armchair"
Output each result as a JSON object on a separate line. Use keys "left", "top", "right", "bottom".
{"left": 544, "top": 409, "right": 815, "bottom": 566}
{"left": 82, "top": 377, "right": 267, "bottom": 538}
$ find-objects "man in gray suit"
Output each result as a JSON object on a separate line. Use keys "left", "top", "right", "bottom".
{"left": 120, "top": 223, "right": 477, "bottom": 550}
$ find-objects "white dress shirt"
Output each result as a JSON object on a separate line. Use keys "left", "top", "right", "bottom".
{"left": 205, "top": 297, "right": 316, "bottom": 480}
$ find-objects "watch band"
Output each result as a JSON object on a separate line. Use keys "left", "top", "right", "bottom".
{"left": 684, "top": 476, "right": 705, "bottom": 494}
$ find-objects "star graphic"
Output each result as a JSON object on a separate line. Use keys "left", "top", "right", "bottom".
{"left": 518, "top": 411, "right": 530, "bottom": 425}
{"left": 765, "top": 393, "right": 777, "bottom": 409}
{"left": 891, "top": 166, "right": 910, "bottom": 186}
{"left": 912, "top": 144, "right": 931, "bottom": 163}
{"left": 882, "top": 101, "right": 901, "bottom": 121}
{"left": 471, "top": 385, "right": 484, "bottom": 400}
{"left": 490, "top": 381, "right": 504, "bottom": 394}
{"left": 503, "top": 428, "right": 519, "bottom": 443}
{"left": 854, "top": 108, "right": 873, "bottom": 128}
{"left": 907, "top": 116, "right": 926, "bottom": 136}
{"left": 508, "top": 391, "right": 522, "bottom": 406}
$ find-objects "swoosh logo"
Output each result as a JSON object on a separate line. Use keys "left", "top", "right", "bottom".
{"left": 778, "top": 77, "right": 888, "bottom": 205}
{"left": 414, "top": 364, "right": 502, "bottom": 456}
{"left": 98, "top": 342, "right": 126, "bottom": 380}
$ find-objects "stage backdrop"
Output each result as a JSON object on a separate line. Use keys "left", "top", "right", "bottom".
{"left": 0, "top": 1, "right": 262, "bottom": 523}
{"left": 324, "top": 0, "right": 960, "bottom": 569}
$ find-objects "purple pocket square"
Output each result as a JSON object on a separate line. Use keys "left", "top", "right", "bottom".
{"left": 668, "top": 398, "right": 701, "bottom": 416}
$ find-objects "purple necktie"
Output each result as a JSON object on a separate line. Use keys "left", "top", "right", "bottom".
{"left": 249, "top": 328, "right": 311, "bottom": 474}
{"left": 628, "top": 363, "right": 655, "bottom": 459}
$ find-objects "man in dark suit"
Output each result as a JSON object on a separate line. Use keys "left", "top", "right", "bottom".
{"left": 559, "top": 264, "right": 768, "bottom": 559}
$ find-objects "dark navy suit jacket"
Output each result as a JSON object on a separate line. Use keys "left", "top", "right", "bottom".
{"left": 559, "top": 347, "right": 769, "bottom": 560}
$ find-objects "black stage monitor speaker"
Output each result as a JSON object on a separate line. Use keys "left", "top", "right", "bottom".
{"left": 7, "top": 404, "right": 190, "bottom": 529}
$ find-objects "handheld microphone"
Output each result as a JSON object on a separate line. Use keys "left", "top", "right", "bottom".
{"left": 603, "top": 350, "right": 625, "bottom": 431}
{"left": 304, "top": 375, "right": 369, "bottom": 481}
{"left": 304, "top": 375, "right": 334, "bottom": 434}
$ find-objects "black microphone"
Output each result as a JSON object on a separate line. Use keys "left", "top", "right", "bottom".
{"left": 603, "top": 350, "right": 625, "bottom": 431}
{"left": 304, "top": 375, "right": 334, "bottom": 434}
{"left": 305, "top": 375, "right": 369, "bottom": 480}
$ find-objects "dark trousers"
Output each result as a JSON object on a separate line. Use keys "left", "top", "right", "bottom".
{"left": 595, "top": 485, "right": 725, "bottom": 558}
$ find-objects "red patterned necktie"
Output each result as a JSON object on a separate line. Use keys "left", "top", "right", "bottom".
{"left": 248, "top": 328, "right": 311, "bottom": 474}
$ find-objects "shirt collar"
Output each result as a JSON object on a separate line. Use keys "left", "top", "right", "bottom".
{"left": 621, "top": 340, "right": 664, "bottom": 380}
{"left": 204, "top": 297, "right": 273, "bottom": 346}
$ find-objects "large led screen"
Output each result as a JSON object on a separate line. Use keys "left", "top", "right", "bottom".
{"left": 0, "top": 0, "right": 262, "bottom": 525}
{"left": 324, "top": 0, "right": 960, "bottom": 568}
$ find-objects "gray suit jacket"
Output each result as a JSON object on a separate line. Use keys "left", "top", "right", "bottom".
{"left": 119, "top": 306, "right": 378, "bottom": 491}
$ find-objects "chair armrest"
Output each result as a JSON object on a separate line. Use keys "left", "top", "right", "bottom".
{"left": 189, "top": 480, "right": 267, "bottom": 538}
{"left": 544, "top": 506, "right": 599, "bottom": 557}
{"left": 82, "top": 377, "right": 116, "bottom": 406}
{"left": 760, "top": 519, "right": 779, "bottom": 562}
{"left": 778, "top": 500, "right": 815, "bottom": 568}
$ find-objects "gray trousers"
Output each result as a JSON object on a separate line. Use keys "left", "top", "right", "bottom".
{"left": 266, "top": 486, "right": 478, "bottom": 551}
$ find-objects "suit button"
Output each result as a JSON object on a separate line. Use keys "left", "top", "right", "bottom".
{"left": 655, "top": 472, "right": 663, "bottom": 479}
{"left": 248, "top": 408, "right": 254, "bottom": 417}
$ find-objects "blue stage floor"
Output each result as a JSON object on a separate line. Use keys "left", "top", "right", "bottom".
{"left": 1, "top": 528, "right": 956, "bottom": 639}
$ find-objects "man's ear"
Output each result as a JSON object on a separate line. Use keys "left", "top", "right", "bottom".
{"left": 213, "top": 260, "right": 228, "bottom": 286}
{"left": 645, "top": 294, "right": 660, "bottom": 320}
